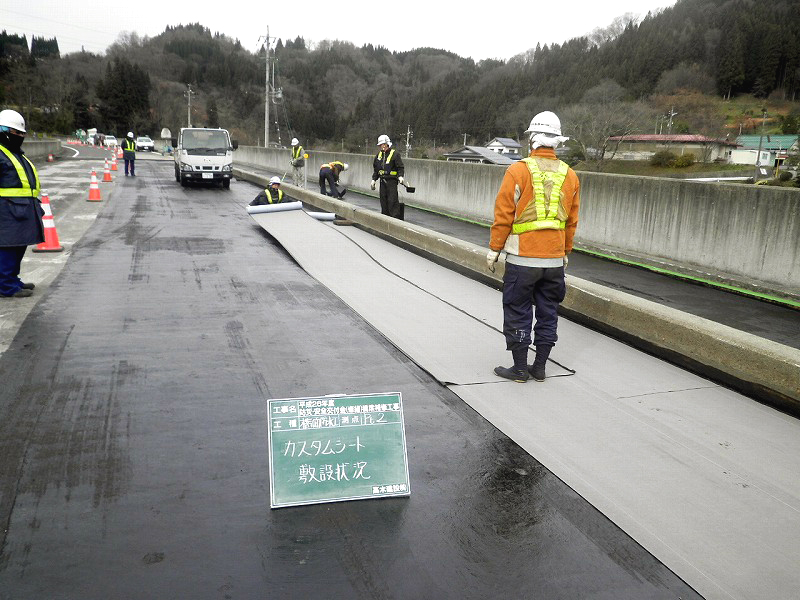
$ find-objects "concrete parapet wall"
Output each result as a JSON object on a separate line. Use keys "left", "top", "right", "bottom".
{"left": 23, "top": 140, "right": 62, "bottom": 160}
{"left": 235, "top": 147, "right": 800, "bottom": 299}
{"left": 235, "top": 166, "right": 800, "bottom": 413}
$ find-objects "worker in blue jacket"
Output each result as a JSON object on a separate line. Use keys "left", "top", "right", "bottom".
{"left": 0, "top": 109, "right": 44, "bottom": 298}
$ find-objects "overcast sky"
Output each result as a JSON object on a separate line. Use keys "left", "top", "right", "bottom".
{"left": 2, "top": 0, "right": 676, "bottom": 61}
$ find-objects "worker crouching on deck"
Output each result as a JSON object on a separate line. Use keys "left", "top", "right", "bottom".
{"left": 487, "top": 111, "right": 580, "bottom": 383}
{"left": 250, "top": 176, "right": 293, "bottom": 205}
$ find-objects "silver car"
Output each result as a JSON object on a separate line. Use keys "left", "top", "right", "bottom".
{"left": 136, "top": 136, "right": 155, "bottom": 152}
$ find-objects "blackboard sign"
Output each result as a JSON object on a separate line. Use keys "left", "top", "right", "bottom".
{"left": 268, "top": 392, "right": 411, "bottom": 509}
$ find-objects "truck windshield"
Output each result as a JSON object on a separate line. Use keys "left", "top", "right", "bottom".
{"left": 182, "top": 130, "right": 230, "bottom": 152}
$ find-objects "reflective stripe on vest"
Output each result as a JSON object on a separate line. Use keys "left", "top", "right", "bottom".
{"left": 376, "top": 149, "right": 397, "bottom": 176}
{"left": 512, "top": 158, "right": 569, "bottom": 234}
{"left": 292, "top": 146, "right": 303, "bottom": 159}
{"left": 0, "top": 145, "right": 40, "bottom": 198}
{"left": 124, "top": 139, "right": 135, "bottom": 152}
{"left": 264, "top": 188, "right": 284, "bottom": 204}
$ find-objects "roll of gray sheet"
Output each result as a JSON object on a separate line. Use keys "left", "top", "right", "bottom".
{"left": 305, "top": 211, "right": 336, "bottom": 221}
{"left": 246, "top": 201, "right": 303, "bottom": 215}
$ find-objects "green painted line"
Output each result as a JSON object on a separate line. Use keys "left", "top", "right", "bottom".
{"left": 575, "top": 246, "right": 800, "bottom": 310}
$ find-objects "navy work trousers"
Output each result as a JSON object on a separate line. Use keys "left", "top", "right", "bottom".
{"left": 0, "top": 246, "right": 27, "bottom": 296}
{"left": 379, "top": 179, "right": 403, "bottom": 220}
{"left": 318, "top": 168, "right": 337, "bottom": 196}
{"left": 124, "top": 158, "right": 135, "bottom": 176}
{"left": 502, "top": 262, "right": 566, "bottom": 352}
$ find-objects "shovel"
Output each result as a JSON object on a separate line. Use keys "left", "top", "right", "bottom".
{"left": 400, "top": 180, "right": 416, "bottom": 193}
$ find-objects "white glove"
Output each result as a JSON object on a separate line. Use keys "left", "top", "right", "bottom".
{"left": 486, "top": 250, "right": 500, "bottom": 272}
{"left": 563, "top": 254, "right": 569, "bottom": 270}
{"left": 370, "top": 180, "right": 376, "bottom": 190}
{"left": 398, "top": 176, "right": 404, "bottom": 185}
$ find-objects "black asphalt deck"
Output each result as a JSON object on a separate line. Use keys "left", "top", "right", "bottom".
{"left": 0, "top": 160, "right": 701, "bottom": 598}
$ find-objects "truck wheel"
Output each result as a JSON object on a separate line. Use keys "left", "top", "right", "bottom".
{"left": 174, "top": 166, "right": 180, "bottom": 182}
{"left": 222, "top": 179, "right": 230, "bottom": 189}
{"left": 180, "top": 175, "right": 187, "bottom": 187}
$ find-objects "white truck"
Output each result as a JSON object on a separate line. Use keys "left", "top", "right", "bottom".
{"left": 173, "top": 127, "right": 238, "bottom": 188}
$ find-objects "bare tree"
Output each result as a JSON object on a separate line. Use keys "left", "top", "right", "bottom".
{"left": 561, "top": 80, "right": 654, "bottom": 170}
{"left": 587, "top": 13, "right": 640, "bottom": 47}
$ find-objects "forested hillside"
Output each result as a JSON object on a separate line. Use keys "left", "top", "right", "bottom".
{"left": 1, "top": 0, "right": 799, "bottom": 163}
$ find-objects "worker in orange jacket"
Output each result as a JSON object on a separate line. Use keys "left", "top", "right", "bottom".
{"left": 487, "top": 111, "right": 580, "bottom": 383}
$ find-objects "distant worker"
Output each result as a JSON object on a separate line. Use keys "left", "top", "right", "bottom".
{"left": 487, "top": 110, "right": 580, "bottom": 383}
{"left": 290, "top": 137, "right": 304, "bottom": 186}
{"left": 319, "top": 160, "right": 348, "bottom": 198}
{"left": 371, "top": 134, "right": 405, "bottom": 219}
{"left": 122, "top": 131, "right": 136, "bottom": 176}
{"left": 0, "top": 109, "right": 44, "bottom": 299}
{"left": 250, "top": 176, "right": 293, "bottom": 206}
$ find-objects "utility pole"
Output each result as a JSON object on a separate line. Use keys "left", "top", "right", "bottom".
{"left": 754, "top": 108, "right": 767, "bottom": 181}
{"left": 184, "top": 84, "right": 196, "bottom": 127}
{"left": 259, "top": 29, "right": 271, "bottom": 148}
{"left": 463, "top": 133, "right": 467, "bottom": 146}
{"left": 667, "top": 106, "right": 678, "bottom": 135}
{"left": 405, "top": 125, "right": 413, "bottom": 158}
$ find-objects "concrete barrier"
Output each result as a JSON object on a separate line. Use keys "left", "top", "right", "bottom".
{"left": 23, "top": 140, "right": 62, "bottom": 160}
{"left": 235, "top": 147, "right": 800, "bottom": 301}
{"left": 235, "top": 165, "right": 800, "bottom": 415}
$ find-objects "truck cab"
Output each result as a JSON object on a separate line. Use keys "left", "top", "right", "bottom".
{"left": 173, "top": 127, "right": 238, "bottom": 188}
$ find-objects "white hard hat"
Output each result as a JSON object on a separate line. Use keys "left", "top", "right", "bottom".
{"left": 291, "top": 138, "right": 299, "bottom": 146}
{"left": 342, "top": 163, "right": 349, "bottom": 171}
{"left": 269, "top": 176, "right": 281, "bottom": 185}
{"left": 127, "top": 131, "right": 134, "bottom": 138}
{"left": 524, "top": 111, "right": 562, "bottom": 136}
{"left": 0, "top": 109, "right": 26, "bottom": 133}
{"left": 377, "top": 134, "right": 391, "bottom": 146}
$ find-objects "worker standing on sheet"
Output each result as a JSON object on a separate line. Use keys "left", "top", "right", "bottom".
{"left": 370, "top": 134, "right": 405, "bottom": 220}
{"left": 319, "top": 160, "right": 348, "bottom": 198}
{"left": 250, "top": 176, "right": 293, "bottom": 206}
{"left": 289, "top": 138, "right": 304, "bottom": 187}
{"left": 122, "top": 131, "right": 136, "bottom": 176}
{"left": 0, "top": 109, "right": 44, "bottom": 299}
{"left": 487, "top": 111, "right": 580, "bottom": 383}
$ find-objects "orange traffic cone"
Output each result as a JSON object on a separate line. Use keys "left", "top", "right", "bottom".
{"left": 111, "top": 156, "right": 118, "bottom": 171}
{"left": 116, "top": 147, "right": 123, "bottom": 159}
{"left": 88, "top": 170, "right": 102, "bottom": 202}
{"left": 102, "top": 159, "right": 113, "bottom": 182}
{"left": 33, "top": 191, "right": 64, "bottom": 253}
{"left": 47, "top": 153, "right": 54, "bottom": 162}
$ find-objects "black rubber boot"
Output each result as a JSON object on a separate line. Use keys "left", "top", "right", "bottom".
{"left": 529, "top": 345, "right": 552, "bottom": 382}
{"left": 494, "top": 365, "right": 529, "bottom": 383}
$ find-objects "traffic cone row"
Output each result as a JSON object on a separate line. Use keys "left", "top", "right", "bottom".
{"left": 88, "top": 170, "right": 102, "bottom": 202}
{"left": 116, "top": 147, "right": 123, "bottom": 159}
{"left": 111, "top": 156, "right": 118, "bottom": 171}
{"left": 33, "top": 191, "right": 63, "bottom": 253}
{"left": 102, "top": 159, "right": 113, "bottom": 182}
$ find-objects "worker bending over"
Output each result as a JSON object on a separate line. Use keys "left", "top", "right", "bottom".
{"left": 487, "top": 111, "right": 580, "bottom": 383}
{"left": 319, "top": 161, "right": 348, "bottom": 198}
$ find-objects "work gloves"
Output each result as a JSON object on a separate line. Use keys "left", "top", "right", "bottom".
{"left": 563, "top": 254, "right": 569, "bottom": 270}
{"left": 486, "top": 250, "right": 500, "bottom": 272}
{"left": 370, "top": 180, "right": 377, "bottom": 190}
{"left": 398, "top": 176, "right": 404, "bottom": 185}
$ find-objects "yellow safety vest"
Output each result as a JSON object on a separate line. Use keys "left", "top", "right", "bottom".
{"left": 124, "top": 139, "right": 135, "bottom": 152}
{"left": 264, "top": 188, "right": 284, "bottom": 204}
{"left": 292, "top": 146, "right": 303, "bottom": 160}
{"left": 376, "top": 149, "right": 398, "bottom": 176}
{"left": 0, "top": 145, "right": 40, "bottom": 198}
{"left": 512, "top": 157, "right": 569, "bottom": 234}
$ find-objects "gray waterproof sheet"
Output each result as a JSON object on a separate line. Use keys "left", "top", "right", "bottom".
{"left": 251, "top": 209, "right": 800, "bottom": 600}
